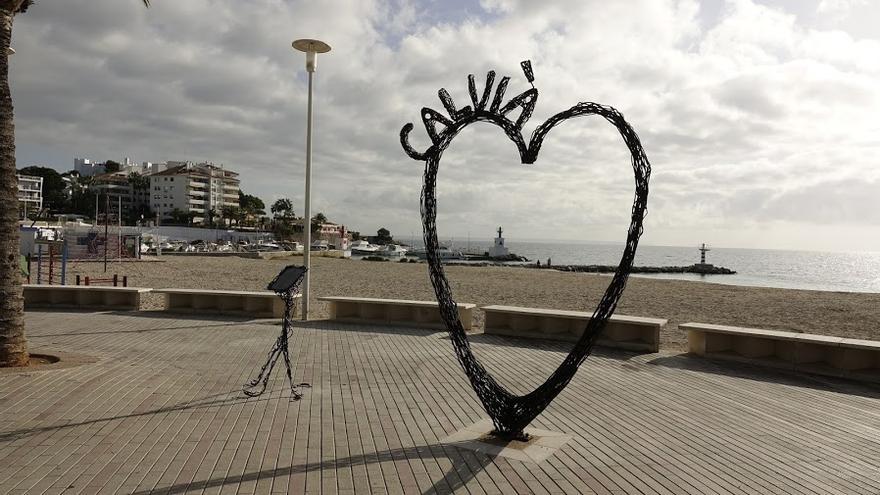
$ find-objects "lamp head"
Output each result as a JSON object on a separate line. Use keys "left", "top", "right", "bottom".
{"left": 292, "top": 38, "right": 331, "bottom": 73}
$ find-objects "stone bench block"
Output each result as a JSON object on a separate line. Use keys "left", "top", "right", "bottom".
{"left": 154, "top": 289, "right": 295, "bottom": 318}
{"left": 482, "top": 305, "right": 666, "bottom": 353}
{"left": 23, "top": 284, "right": 150, "bottom": 311}
{"left": 318, "top": 296, "right": 475, "bottom": 331}
{"left": 683, "top": 322, "right": 880, "bottom": 383}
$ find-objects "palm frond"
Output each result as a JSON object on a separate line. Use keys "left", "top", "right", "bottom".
{"left": 17, "top": 0, "right": 34, "bottom": 14}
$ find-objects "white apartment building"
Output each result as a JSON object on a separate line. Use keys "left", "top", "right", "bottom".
{"left": 120, "top": 158, "right": 168, "bottom": 176}
{"left": 150, "top": 161, "right": 240, "bottom": 224}
{"left": 16, "top": 174, "right": 43, "bottom": 219}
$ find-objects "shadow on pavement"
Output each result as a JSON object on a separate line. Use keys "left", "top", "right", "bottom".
{"left": 130, "top": 440, "right": 498, "bottom": 495}
{"left": 0, "top": 391, "right": 264, "bottom": 443}
{"left": 647, "top": 353, "right": 880, "bottom": 399}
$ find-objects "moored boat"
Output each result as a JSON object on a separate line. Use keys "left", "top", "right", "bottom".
{"left": 406, "top": 245, "right": 463, "bottom": 260}
{"left": 311, "top": 239, "right": 330, "bottom": 251}
{"left": 376, "top": 244, "right": 408, "bottom": 257}
{"left": 351, "top": 239, "right": 380, "bottom": 255}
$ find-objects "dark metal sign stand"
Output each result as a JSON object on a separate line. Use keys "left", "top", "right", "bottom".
{"left": 243, "top": 265, "right": 311, "bottom": 400}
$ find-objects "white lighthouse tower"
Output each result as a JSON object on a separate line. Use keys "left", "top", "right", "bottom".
{"left": 488, "top": 226, "right": 509, "bottom": 258}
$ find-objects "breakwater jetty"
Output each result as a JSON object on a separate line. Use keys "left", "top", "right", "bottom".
{"left": 537, "top": 243, "right": 735, "bottom": 275}
{"left": 538, "top": 263, "right": 736, "bottom": 275}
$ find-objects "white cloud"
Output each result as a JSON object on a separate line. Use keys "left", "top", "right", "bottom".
{"left": 10, "top": 0, "right": 880, "bottom": 251}
{"left": 817, "top": 0, "right": 867, "bottom": 19}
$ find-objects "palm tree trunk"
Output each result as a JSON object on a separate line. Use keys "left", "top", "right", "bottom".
{"left": 0, "top": 6, "right": 27, "bottom": 367}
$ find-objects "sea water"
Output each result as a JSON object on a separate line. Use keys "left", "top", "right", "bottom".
{"left": 409, "top": 239, "right": 880, "bottom": 294}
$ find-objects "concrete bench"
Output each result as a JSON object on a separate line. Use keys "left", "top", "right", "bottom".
{"left": 154, "top": 289, "right": 297, "bottom": 318}
{"left": 23, "top": 284, "right": 151, "bottom": 311}
{"left": 683, "top": 322, "right": 880, "bottom": 383}
{"left": 482, "top": 305, "right": 665, "bottom": 353}
{"left": 318, "top": 296, "right": 476, "bottom": 331}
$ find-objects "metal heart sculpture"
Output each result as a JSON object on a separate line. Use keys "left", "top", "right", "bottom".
{"left": 400, "top": 60, "right": 651, "bottom": 440}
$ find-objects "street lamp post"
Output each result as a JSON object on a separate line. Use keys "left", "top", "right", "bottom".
{"left": 292, "top": 38, "right": 331, "bottom": 321}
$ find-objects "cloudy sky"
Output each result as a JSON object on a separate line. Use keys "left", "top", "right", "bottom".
{"left": 10, "top": 0, "right": 880, "bottom": 252}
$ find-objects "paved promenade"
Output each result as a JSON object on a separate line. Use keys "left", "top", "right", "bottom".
{"left": 1, "top": 311, "right": 879, "bottom": 494}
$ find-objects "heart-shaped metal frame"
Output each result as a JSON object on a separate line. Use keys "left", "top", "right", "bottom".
{"left": 400, "top": 61, "right": 651, "bottom": 439}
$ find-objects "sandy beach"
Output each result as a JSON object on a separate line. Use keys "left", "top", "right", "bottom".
{"left": 66, "top": 255, "right": 880, "bottom": 351}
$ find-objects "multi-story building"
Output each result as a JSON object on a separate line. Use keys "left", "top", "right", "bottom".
{"left": 16, "top": 174, "right": 43, "bottom": 219}
{"left": 120, "top": 158, "right": 168, "bottom": 177}
{"left": 316, "top": 222, "right": 350, "bottom": 250}
{"left": 77, "top": 156, "right": 169, "bottom": 178}
{"left": 149, "top": 161, "right": 240, "bottom": 224}
{"left": 75, "top": 157, "right": 239, "bottom": 225}
{"left": 90, "top": 172, "right": 151, "bottom": 222}
{"left": 74, "top": 158, "right": 105, "bottom": 177}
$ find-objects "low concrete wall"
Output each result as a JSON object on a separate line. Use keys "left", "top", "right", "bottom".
{"left": 156, "top": 252, "right": 243, "bottom": 257}
{"left": 684, "top": 322, "right": 880, "bottom": 383}
{"left": 155, "top": 249, "right": 346, "bottom": 260}
{"left": 154, "top": 289, "right": 299, "bottom": 318}
{"left": 237, "top": 251, "right": 299, "bottom": 260}
{"left": 237, "top": 250, "right": 346, "bottom": 260}
{"left": 482, "top": 305, "right": 665, "bottom": 353}
{"left": 23, "top": 284, "right": 150, "bottom": 311}
{"left": 319, "top": 296, "right": 475, "bottom": 331}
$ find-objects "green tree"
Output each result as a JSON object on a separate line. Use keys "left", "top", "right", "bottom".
{"left": 17, "top": 165, "right": 66, "bottom": 212}
{"left": 311, "top": 211, "right": 327, "bottom": 234}
{"left": 1, "top": 0, "right": 151, "bottom": 368}
{"left": 65, "top": 173, "right": 96, "bottom": 218}
{"left": 123, "top": 204, "right": 151, "bottom": 226}
{"left": 205, "top": 207, "right": 217, "bottom": 227}
{"left": 127, "top": 171, "right": 149, "bottom": 191}
{"left": 221, "top": 205, "right": 241, "bottom": 227}
{"left": 376, "top": 227, "right": 393, "bottom": 245}
{"left": 126, "top": 172, "right": 150, "bottom": 225}
{"left": 235, "top": 207, "right": 246, "bottom": 226}
{"left": 62, "top": 170, "right": 91, "bottom": 191}
{"left": 270, "top": 198, "right": 293, "bottom": 218}
{"left": 239, "top": 191, "right": 265, "bottom": 216}
{"left": 169, "top": 208, "right": 187, "bottom": 225}
{"left": 270, "top": 199, "right": 298, "bottom": 239}
{"left": 103, "top": 160, "right": 121, "bottom": 173}
{"left": 237, "top": 192, "right": 265, "bottom": 227}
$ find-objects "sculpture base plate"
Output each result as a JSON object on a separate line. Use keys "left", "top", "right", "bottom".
{"left": 441, "top": 420, "right": 572, "bottom": 464}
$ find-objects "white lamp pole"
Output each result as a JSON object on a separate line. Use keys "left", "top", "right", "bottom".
{"left": 292, "top": 38, "right": 331, "bottom": 320}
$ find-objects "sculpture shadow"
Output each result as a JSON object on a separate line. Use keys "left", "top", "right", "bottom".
{"left": 28, "top": 310, "right": 285, "bottom": 338}
{"left": 450, "top": 332, "right": 644, "bottom": 361}
{"left": 130, "top": 440, "right": 498, "bottom": 495}
{"left": 103, "top": 310, "right": 260, "bottom": 323}
{"left": 30, "top": 320, "right": 248, "bottom": 338}
{"left": 0, "top": 390, "right": 263, "bottom": 443}
{"left": 295, "top": 320, "right": 444, "bottom": 338}
{"left": 647, "top": 354, "right": 880, "bottom": 399}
